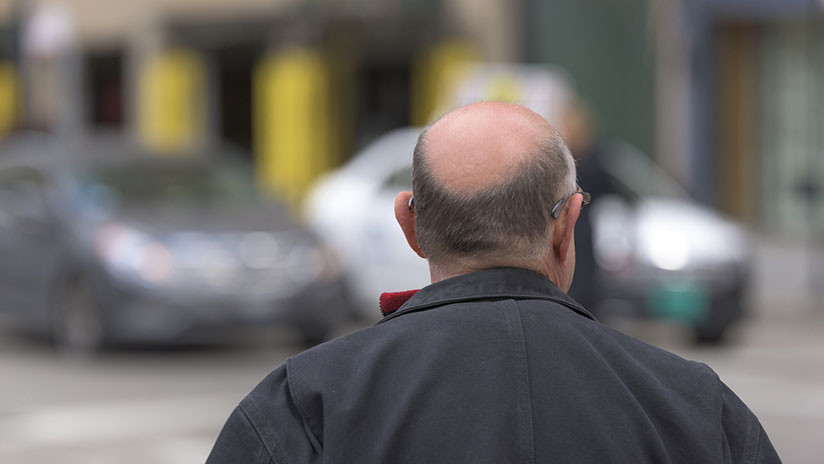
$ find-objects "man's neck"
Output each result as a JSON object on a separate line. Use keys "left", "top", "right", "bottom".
{"left": 429, "top": 261, "right": 559, "bottom": 287}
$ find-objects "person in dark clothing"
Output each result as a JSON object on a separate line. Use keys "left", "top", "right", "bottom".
{"left": 560, "top": 101, "right": 624, "bottom": 315}
{"left": 207, "top": 102, "right": 780, "bottom": 463}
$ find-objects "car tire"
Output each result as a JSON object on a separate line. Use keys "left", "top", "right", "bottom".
{"left": 51, "top": 274, "right": 105, "bottom": 355}
{"left": 693, "top": 283, "right": 746, "bottom": 344}
{"left": 692, "top": 323, "right": 727, "bottom": 344}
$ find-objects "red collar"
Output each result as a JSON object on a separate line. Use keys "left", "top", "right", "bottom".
{"left": 379, "top": 290, "right": 419, "bottom": 316}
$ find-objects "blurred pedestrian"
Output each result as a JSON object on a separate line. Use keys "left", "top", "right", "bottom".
{"left": 206, "top": 102, "right": 780, "bottom": 463}
{"left": 559, "top": 99, "right": 624, "bottom": 315}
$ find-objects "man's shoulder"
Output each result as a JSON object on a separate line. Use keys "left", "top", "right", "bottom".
{"left": 239, "top": 301, "right": 734, "bottom": 463}
{"left": 286, "top": 320, "right": 403, "bottom": 372}
{"left": 290, "top": 297, "right": 719, "bottom": 391}
{"left": 514, "top": 297, "right": 721, "bottom": 390}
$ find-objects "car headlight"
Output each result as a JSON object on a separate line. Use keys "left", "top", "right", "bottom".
{"left": 635, "top": 218, "right": 693, "bottom": 271}
{"left": 94, "top": 223, "right": 175, "bottom": 285}
{"left": 642, "top": 229, "right": 690, "bottom": 271}
{"left": 636, "top": 215, "right": 747, "bottom": 273}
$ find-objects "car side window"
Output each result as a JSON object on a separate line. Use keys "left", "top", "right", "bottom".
{"left": 383, "top": 165, "right": 413, "bottom": 191}
{"left": 0, "top": 167, "right": 51, "bottom": 224}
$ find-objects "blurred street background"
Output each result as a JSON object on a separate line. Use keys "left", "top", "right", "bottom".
{"left": 0, "top": 0, "right": 822, "bottom": 462}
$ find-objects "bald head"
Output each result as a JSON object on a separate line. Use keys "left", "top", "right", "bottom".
{"left": 409, "top": 101, "right": 577, "bottom": 274}
{"left": 422, "top": 102, "right": 557, "bottom": 192}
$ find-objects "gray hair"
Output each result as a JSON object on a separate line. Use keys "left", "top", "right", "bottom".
{"left": 412, "top": 128, "right": 577, "bottom": 268}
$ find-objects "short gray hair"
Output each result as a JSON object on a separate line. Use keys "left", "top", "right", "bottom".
{"left": 412, "top": 128, "right": 576, "bottom": 267}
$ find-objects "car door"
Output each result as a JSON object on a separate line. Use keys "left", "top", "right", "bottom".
{"left": 0, "top": 166, "right": 62, "bottom": 320}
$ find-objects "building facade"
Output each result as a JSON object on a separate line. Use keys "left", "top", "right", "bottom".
{"left": 0, "top": 0, "right": 518, "bottom": 203}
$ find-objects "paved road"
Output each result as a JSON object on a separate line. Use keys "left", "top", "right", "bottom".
{"left": 0, "top": 330, "right": 304, "bottom": 464}
{"left": 1, "top": 314, "right": 822, "bottom": 463}
{"left": 1, "top": 236, "right": 822, "bottom": 463}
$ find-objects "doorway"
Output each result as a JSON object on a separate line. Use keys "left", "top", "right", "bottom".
{"left": 215, "top": 44, "right": 261, "bottom": 157}
{"left": 84, "top": 51, "right": 124, "bottom": 127}
{"left": 354, "top": 59, "right": 412, "bottom": 150}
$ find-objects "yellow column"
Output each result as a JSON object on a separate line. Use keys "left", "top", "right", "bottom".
{"left": 138, "top": 49, "right": 205, "bottom": 154}
{"left": 254, "top": 48, "right": 331, "bottom": 206}
{"left": 0, "top": 62, "right": 19, "bottom": 139}
{"left": 411, "top": 39, "right": 478, "bottom": 125}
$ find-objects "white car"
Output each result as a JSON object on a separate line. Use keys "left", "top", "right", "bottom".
{"left": 305, "top": 128, "right": 750, "bottom": 342}
{"left": 304, "top": 128, "right": 428, "bottom": 320}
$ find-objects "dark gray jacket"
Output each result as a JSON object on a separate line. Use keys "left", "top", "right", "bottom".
{"left": 206, "top": 267, "right": 780, "bottom": 463}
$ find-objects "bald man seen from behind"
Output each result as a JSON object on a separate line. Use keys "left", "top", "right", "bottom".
{"left": 206, "top": 102, "right": 781, "bottom": 463}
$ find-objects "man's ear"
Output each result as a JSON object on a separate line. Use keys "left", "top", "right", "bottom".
{"left": 552, "top": 194, "right": 582, "bottom": 262}
{"left": 395, "top": 191, "right": 426, "bottom": 258}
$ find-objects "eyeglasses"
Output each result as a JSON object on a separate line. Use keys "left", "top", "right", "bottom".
{"left": 550, "top": 186, "right": 591, "bottom": 218}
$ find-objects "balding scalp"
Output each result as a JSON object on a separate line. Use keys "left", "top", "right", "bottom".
{"left": 422, "top": 102, "right": 558, "bottom": 193}
{"left": 412, "top": 102, "right": 576, "bottom": 268}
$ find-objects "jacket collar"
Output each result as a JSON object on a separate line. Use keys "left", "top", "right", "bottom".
{"left": 376, "top": 267, "right": 597, "bottom": 325}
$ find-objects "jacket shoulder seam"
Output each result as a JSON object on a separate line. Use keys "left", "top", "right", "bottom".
{"left": 285, "top": 358, "right": 324, "bottom": 449}
{"left": 237, "top": 401, "right": 288, "bottom": 464}
{"left": 749, "top": 422, "right": 762, "bottom": 464}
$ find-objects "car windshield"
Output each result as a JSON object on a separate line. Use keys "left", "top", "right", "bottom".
{"left": 603, "top": 140, "right": 687, "bottom": 199}
{"left": 74, "top": 159, "right": 260, "bottom": 215}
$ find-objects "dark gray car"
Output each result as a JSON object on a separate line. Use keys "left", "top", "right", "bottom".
{"left": 0, "top": 133, "right": 350, "bottom": 352}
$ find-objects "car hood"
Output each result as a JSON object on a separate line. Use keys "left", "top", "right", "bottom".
{"left": 592, "top": 195, "right": 750, "bottom": 273}
{"left": 634, "top": 197, "right": 749, "bottom": 267}
{"left": 108, "top": 204, "right": 301, "bottom": 235}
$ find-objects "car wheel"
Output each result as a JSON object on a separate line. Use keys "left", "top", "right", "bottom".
{"left": 693, "top": 287, "right": 746, "bottom": 344}
{"left": 692, "top": 322, "right": 727, "bottom": 344}
{"left": 51, "top": 275, "right": 104, "bottom": 354}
